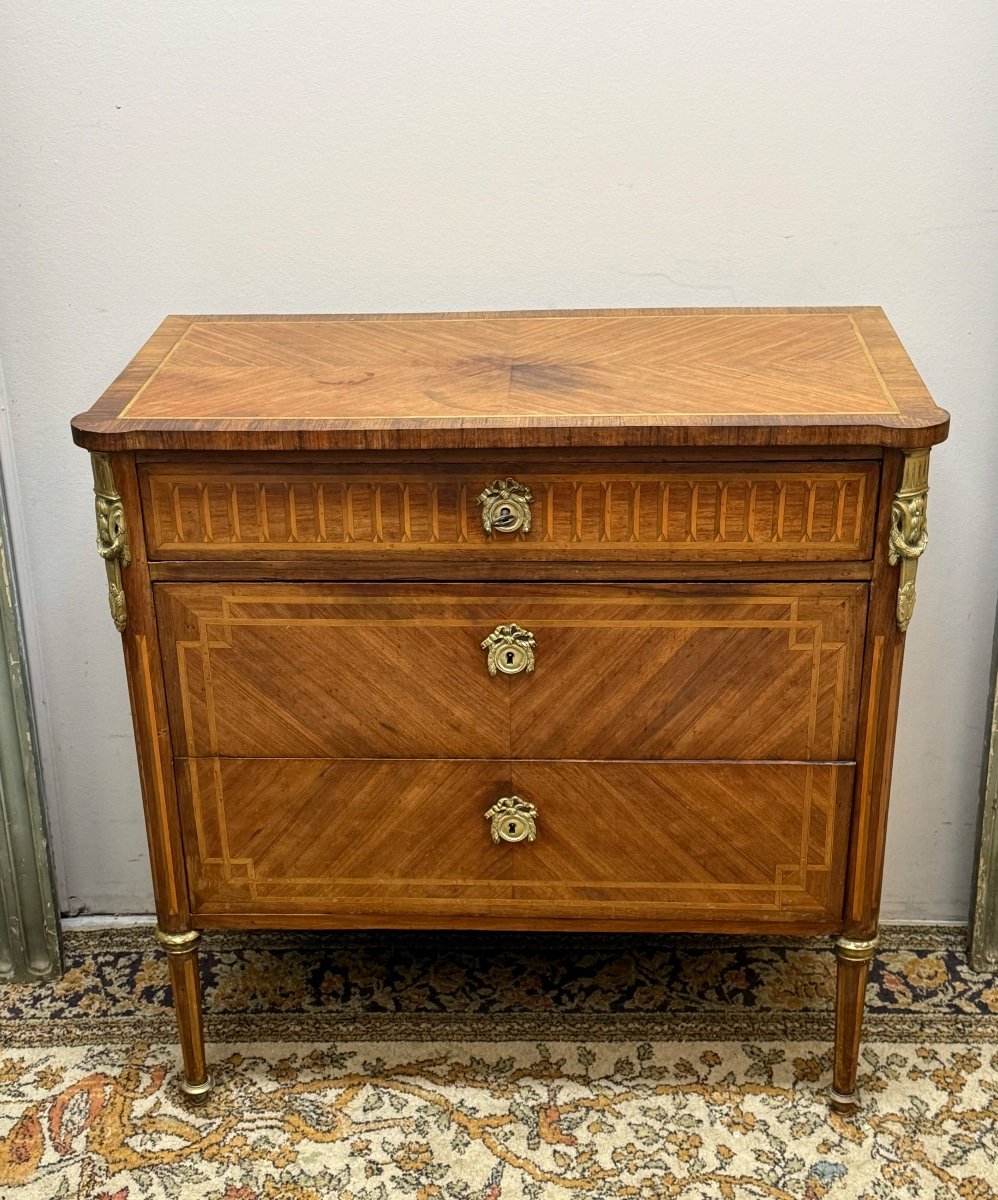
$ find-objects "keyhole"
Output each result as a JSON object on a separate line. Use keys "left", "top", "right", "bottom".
{"left": 508, "top": 822, "right": 517, "bottom": 835}
{"left": 506, "top": 651, "right": 515, "bottom": 665}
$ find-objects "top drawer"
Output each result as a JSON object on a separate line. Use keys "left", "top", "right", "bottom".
{"left": 139, "top": 458, "right": 879, "bottom": 562}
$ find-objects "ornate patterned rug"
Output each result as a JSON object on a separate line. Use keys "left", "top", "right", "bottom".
{"left": 0, "top": 925, "right": 996, "bottom": 1199}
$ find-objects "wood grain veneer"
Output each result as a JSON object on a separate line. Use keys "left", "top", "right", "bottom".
{"left": 71, "top": 309, "right": 949, "bottom": 452}
{"left": 73, "top": 308, "right": 949, "bottom": 1112}
{"left": 178, "top": 757, "right": 852, "bottom": 926}
{"left": 140, "top": 458, "right": 879, "bottom": 562}
{"left": 506, "top": 761, "right": 852, "bottom": 920}
{"left": 155, "top": 583, "right": 866, "bottom": 763}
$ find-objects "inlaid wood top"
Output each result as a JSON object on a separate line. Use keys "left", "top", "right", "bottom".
{"left": 71, "top": 308, "right": 949, "bottom": 452}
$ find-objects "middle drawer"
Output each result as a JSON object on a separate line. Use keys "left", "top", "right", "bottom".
{"left": 157, "top": 583, "right": 867, "bottom": 762}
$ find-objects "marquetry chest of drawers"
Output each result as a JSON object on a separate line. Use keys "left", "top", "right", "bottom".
{"left": 72, "top": 308, "right": 949, "bottom": 1111}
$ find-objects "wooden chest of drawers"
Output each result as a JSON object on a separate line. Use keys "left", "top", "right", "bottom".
{"left": 72, "top": 308, "right": 949, "bottom": 1112}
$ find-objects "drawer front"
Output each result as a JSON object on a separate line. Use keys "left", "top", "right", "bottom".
{"left": 179, "top": 758, "right": 514, "bottom": 911}
{"left": 141, "top": 459, "right": 879, "bottom": 561}
{"left": 180, "top": 758, "right": 852, "bottom": 926}
{"left": 506, "top": 761, "right": 852, "bottom": 921}
{"left": 157, "top": 584, "right": 867, "bottom": 761}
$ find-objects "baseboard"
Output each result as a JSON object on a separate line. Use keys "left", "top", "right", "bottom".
{"left": 61, "top": 914, "right": 156, "bottom": 930}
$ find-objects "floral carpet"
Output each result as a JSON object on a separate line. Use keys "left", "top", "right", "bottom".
{"left": 0, "top": 925, "right": 996, "bottom": 1199}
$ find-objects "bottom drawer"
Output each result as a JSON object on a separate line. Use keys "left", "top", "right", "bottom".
{"left": 508, "top": 761, "right": 851, "bottom": 921}
{"left": 178, "top": 758, "right": 853, "bottom": 928}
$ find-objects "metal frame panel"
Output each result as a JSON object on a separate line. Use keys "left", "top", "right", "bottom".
{"left": 970, "top": 602, "right": 998, "bottom": 969}
{"left": 0, "top": 466, "right": 60, "bottom": 979}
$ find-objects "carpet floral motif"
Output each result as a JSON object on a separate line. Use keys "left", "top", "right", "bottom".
{"left": 0, "top": 927, "right": 995, "bottom": 1199}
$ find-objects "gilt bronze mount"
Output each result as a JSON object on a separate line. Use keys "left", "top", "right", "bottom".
{"left": 91, "top": 453, "right": 131, "bottom": 632}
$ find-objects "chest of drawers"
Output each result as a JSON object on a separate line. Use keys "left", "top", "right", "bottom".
{"left": 72, "top": 308, "right": 948, "bottom": 1112}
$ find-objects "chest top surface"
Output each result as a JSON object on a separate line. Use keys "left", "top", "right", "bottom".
{"left": 71, "top": 307, "right": 948, "bottom": 453}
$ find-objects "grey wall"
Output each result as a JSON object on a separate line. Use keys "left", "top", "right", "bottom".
{"left": 1, "top": 2, "right": 996, "bottom": 918}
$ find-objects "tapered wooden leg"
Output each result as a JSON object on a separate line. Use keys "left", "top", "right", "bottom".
{"left": 831, "top": 934, "right": 878, "bottom": 1113}
{"left": 156, "top": 928, "right": 213, "bottom": 1102}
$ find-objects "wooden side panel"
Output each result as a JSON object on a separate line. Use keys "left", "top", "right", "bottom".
{"left": 155, "top": 584, "right": 867, "bottom": 762}
{"left": 140, "top": 460, "right": 879, "bottom": 562}
{"left": 509, "top": 761, "right": 852, "bottom": 921}
{"left": 178, "top": 758, "right": 513, "bottom": 913}
{"left": 106, "top": 454, "right": 191, "bottom": 930}
{"left": 842, "top": 449, "right": 912, "bottom": 938}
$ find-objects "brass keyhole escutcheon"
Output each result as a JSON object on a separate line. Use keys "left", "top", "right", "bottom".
{"left": 501, "top": 644, "right": 527, "bottom": 673}
{"left": 495, "top": 504, "right": 515, "bottom": 530}
{"left": 485, "top": 796, "right": 537, "bottom": 844}
{"left": 481, "top": 624, "right": 536, "bottom": 676}
{"left": 477, "top": 478, "right": 533, "bottom": 536}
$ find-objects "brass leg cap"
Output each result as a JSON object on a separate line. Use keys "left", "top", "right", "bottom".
{"left": 829, "top": 1087, "right": 858, "bottom": 1114}
{"left": 179, "top": 1074, "right": 214, "bottom": 1104}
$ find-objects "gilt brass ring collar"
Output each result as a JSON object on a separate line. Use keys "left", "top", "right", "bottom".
{"left": 156, "top": 928, "right": 202, "bottom": 956}
{"left": 834, "top": 935, "right": 879, "bottom": 962}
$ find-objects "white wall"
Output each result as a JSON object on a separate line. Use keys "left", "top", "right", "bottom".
{"left": 1, "top": 1, "right": 995, "bottom": 919}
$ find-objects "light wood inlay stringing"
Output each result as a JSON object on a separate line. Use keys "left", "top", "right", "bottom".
{"left": 116, "top": 313, "right": 901, "bottom": 421}
{"left": 178, "top": 758, "right": 850, "bottom": 921}
{"left": 142, "top": 461, "right": 878, "bottom": 561}
{"left": 73, "top": 308, "right": 949, "bottom": 1109}
{"left": 156, "top": 585, "right": 866, "bottom": 763}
